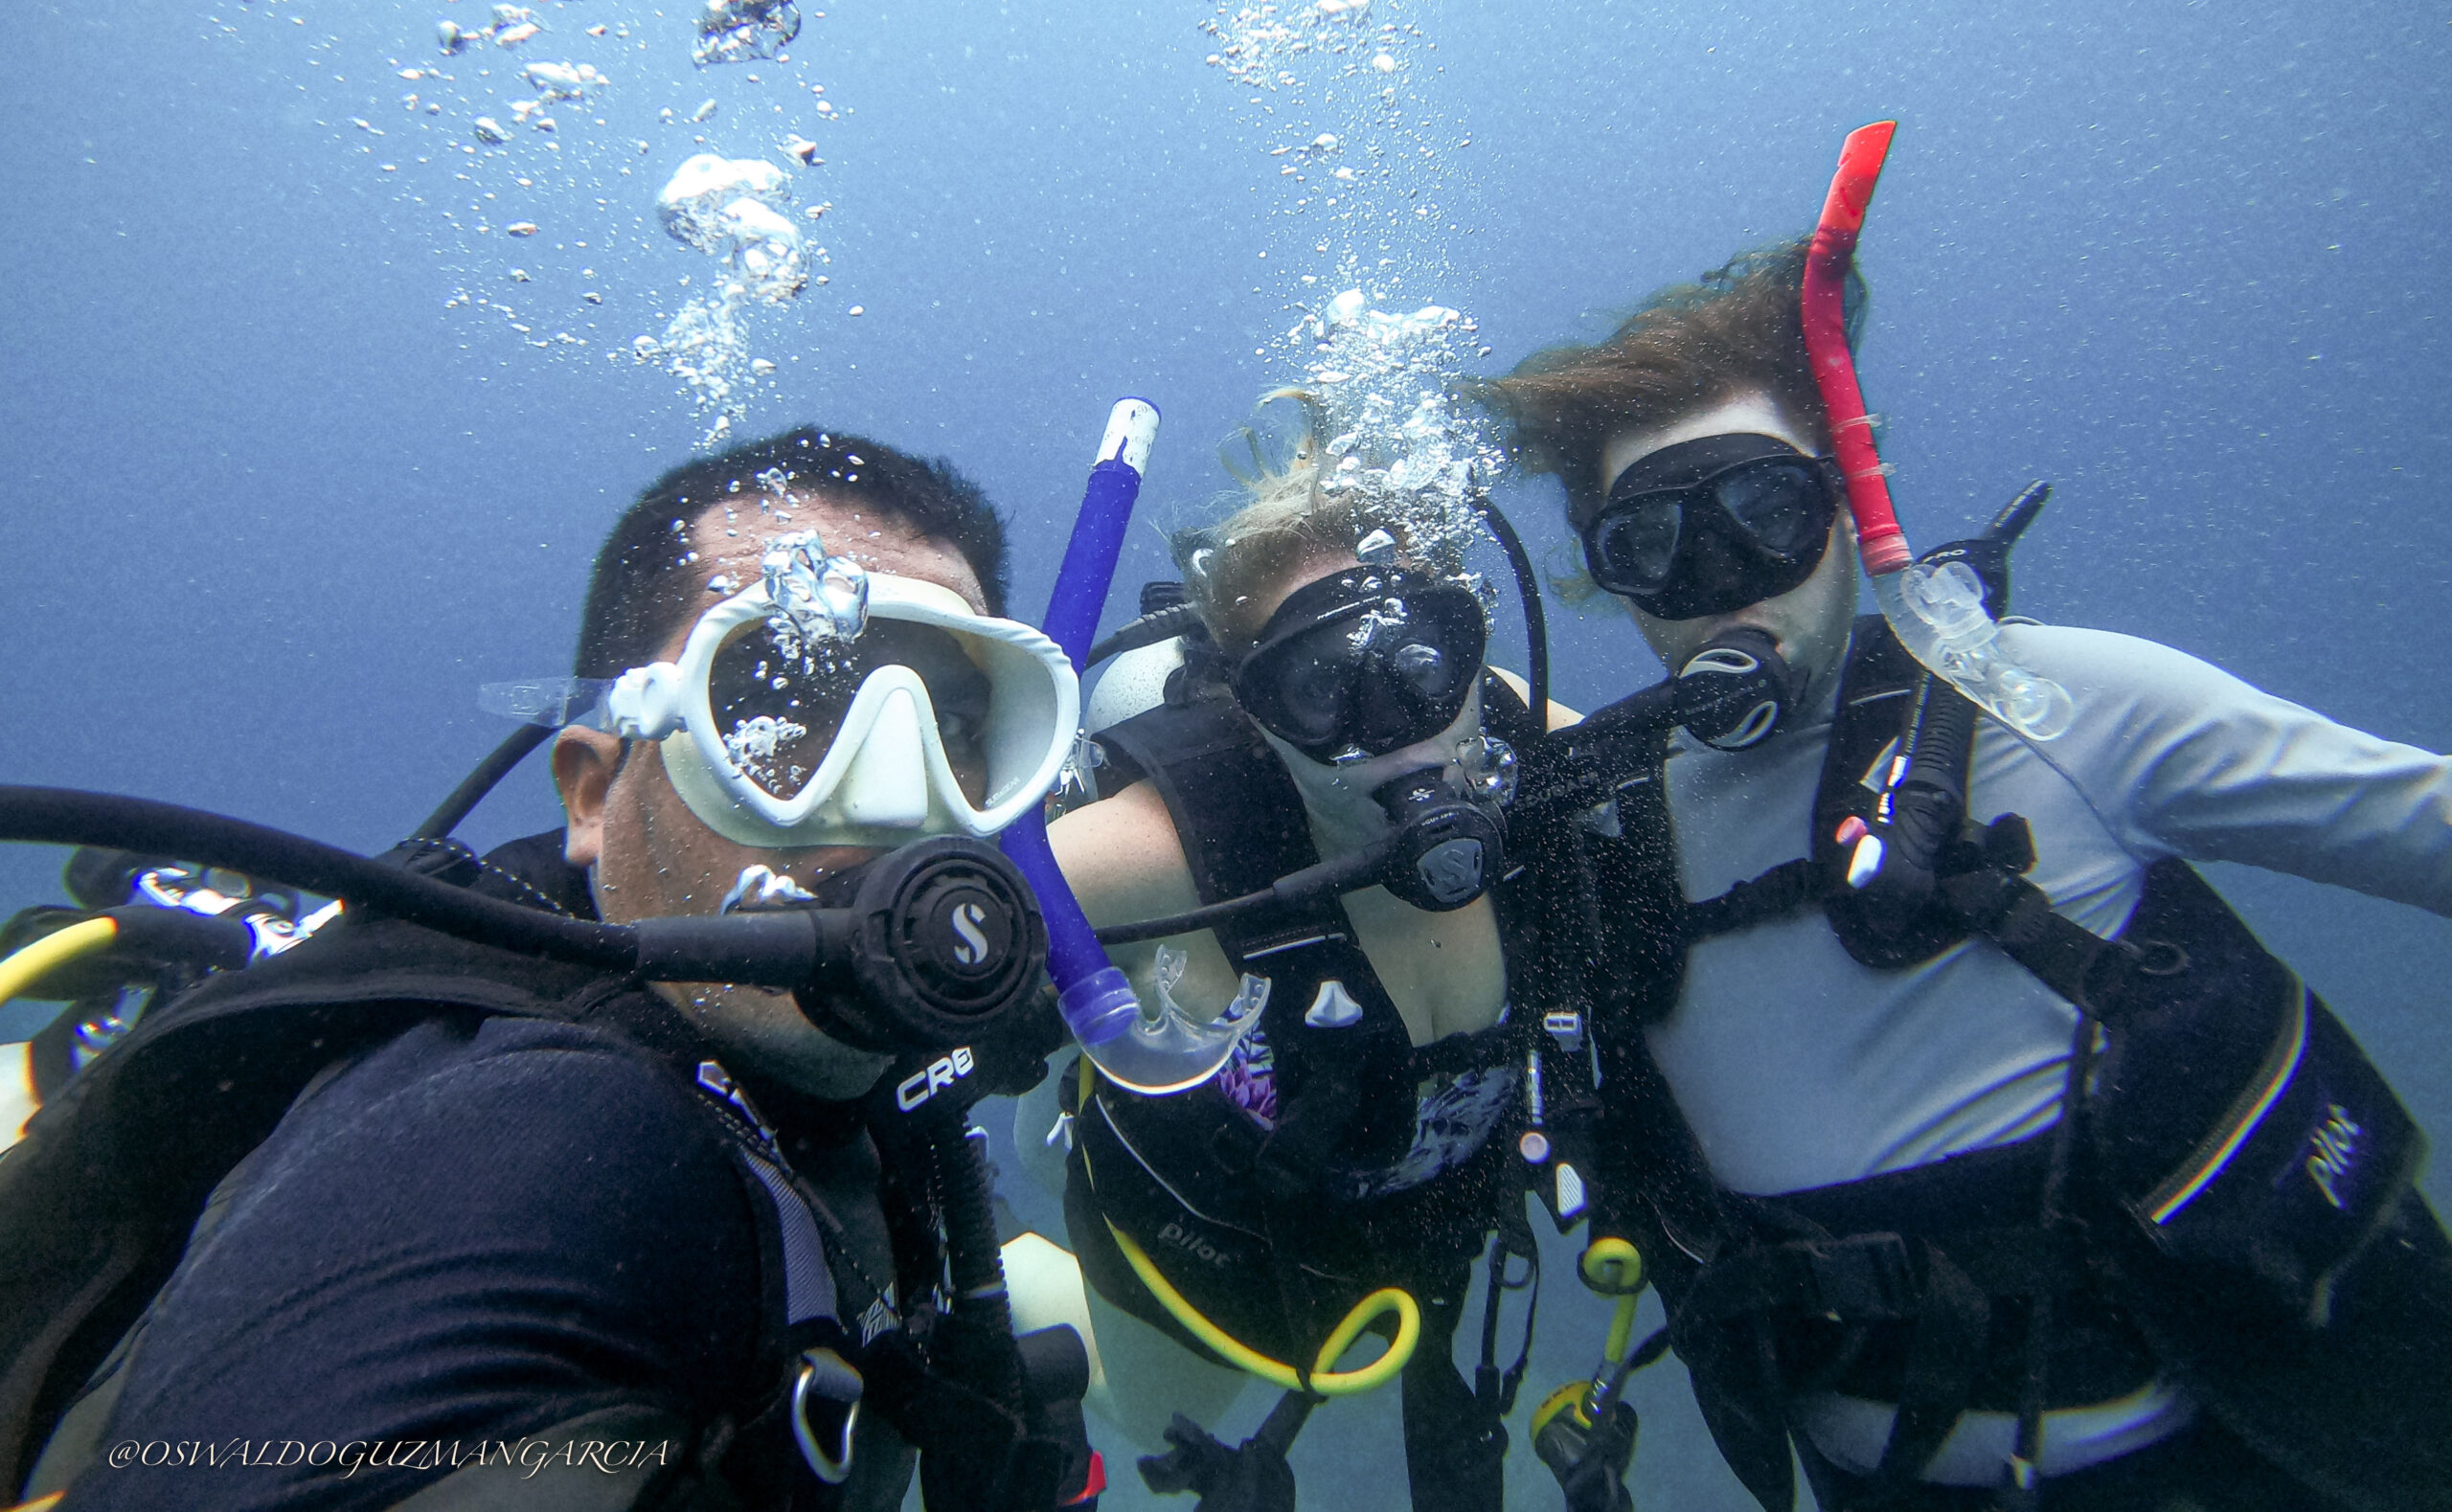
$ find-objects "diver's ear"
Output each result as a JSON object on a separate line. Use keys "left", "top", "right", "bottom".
{"left": 554, "top": 727, "right": 624, "bottom": 868}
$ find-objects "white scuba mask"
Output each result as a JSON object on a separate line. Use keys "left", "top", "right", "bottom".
{"left": 590, "top": 534, "right": 1078, "bottom": 849}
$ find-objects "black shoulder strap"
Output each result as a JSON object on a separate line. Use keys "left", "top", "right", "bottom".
{"left": 1811, "top": 617, "right": 1978, "bottom": 970}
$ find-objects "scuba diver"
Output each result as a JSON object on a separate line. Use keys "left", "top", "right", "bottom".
{"left": 1494, "top": 127, "right": 2452, "bottom": 1512}
{"left": 1010, "top": 395, "right": 1584, "bottom": 1512}
{"left": 0, "top": 425, "right": 1115, "bottom": 1512}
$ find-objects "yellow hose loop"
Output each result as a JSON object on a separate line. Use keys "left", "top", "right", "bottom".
{"left": 1579, "top": 1236, "right": 1647, "bottom": 1365}
{"left": 1105, "top": 1220, "right": 1420, "bottom": 1396}
{"left": 0, "top": 917, "right": 120, "bottom": 1007}
{"left": 1579, "top": 1237, "right": 1645, "bottom": 1296}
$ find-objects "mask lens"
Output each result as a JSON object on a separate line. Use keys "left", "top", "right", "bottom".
{"left": 1587, "top": 497, "right": 1683, "bottom": 594}
{"left": 1390, "top": 641, "right": 1449, "bottom": 698}
{"left": 706, "top": 618, "right": 992, "bottom": 802}
{"left": 1264, "top": 642, "right": 1357, "bottom": 746}
{"left": 1715, "top": 459, "right": 1830, "bottom": 559}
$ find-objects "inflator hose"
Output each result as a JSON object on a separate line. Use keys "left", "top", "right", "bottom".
{"left": 1104, "top": 1222, "right": 1419, "bottom": 1395}
{"left": 0, "top": 786, "right": 638, "bottom": 972}
{"left": 0, "top": 916, "right": 121, "bottom": 1006}
{"left": 414, "top": 723, "right": 555, "bottom": 841}
{"left": 1468, "top": 489, "right": 1551, "bottom": 723}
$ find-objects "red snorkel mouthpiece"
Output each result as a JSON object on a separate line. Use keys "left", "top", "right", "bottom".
{"left": 1802, "top": 120, "right": 1913, "bottom": 576}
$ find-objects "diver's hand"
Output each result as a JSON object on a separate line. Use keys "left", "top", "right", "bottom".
{"left": 1136, "top": 1412, "right": 1296, "bottom": 1512}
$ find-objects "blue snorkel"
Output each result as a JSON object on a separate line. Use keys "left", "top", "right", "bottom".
{"left": 1003, "top": 399, "right": 1263, "bottom": 1095}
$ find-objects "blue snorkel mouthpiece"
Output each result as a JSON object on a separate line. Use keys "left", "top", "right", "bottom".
{"left": 1003, "top": 400, "right": 1263, "bottom": 1095}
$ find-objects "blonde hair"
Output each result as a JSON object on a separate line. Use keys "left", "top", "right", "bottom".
{"left": 1174, "top": 389, "right": 1459, "bottom": 656}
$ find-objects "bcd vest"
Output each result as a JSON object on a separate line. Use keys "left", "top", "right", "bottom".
{"left": 1087, "top": 669, "right": 1596, "bottom": 1217}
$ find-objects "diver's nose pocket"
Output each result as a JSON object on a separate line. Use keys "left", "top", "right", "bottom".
{"left": 839, "top": 686, "right": 933, "bottom": 827}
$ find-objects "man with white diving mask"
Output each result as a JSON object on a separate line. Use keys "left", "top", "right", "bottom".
{"left": 34, "top": 427, "right": 1104, "bottom": 1512}
{"left": 553, "top": 444, "right": 1075, "bottom": 1097}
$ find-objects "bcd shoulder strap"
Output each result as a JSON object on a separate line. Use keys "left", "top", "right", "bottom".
{"left": 0, "top": 910, "right": 858, "bottom": 1502}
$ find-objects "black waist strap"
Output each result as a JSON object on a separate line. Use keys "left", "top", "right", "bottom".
{"left": 1678, "top": 1223, "right": 2086, "bottom": 1332}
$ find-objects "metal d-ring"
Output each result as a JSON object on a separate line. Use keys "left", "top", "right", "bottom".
{"left": 791, "top": 1346, "right": 864, "bottom": 1485}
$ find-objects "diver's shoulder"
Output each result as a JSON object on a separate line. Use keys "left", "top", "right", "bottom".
{"left": 282, "top": 1013, "right": 737, "bottom": 1204}
{"left": 1993, "top": 620, "right": 2241, "bottom": 703}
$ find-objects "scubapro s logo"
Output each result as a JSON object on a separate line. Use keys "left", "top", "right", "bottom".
{"left": 949, "top": 901, "right": 990, "bottom": 967}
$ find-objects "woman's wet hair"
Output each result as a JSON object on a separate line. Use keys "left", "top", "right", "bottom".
{"left": 1174, "top": 389, "right": 1464, "bottom": 659}
{"left": 1490, "top": 238, "right": 1865, "bottom": 526}
{"left": 574, "top": 426, "right": 1010, "bottom": 681}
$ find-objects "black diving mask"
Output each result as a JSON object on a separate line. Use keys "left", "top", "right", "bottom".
{"left": 1582, "top": 433, "right": 1842, "bottom": 621}
{"left": 1232, "top": 568, "right": 1487, "bottom": 765}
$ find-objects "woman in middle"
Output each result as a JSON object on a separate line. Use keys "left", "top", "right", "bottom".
{"left": 1034, "top": 400, "right": 1581, "bottom": 1512}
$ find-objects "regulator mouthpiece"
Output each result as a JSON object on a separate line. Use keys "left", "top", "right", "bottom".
{"left": 1674, "top": 628, "right": 1803, "bottom": 752}
{"left": 1372, "top": 765, "right": 1506, "bottom": 913}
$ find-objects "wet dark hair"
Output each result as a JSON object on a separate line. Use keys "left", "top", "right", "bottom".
{"left": 1491, "top": 239, "right": 1865, "bottom": 525}
{"left": 574, "top": 427, "right": 1010, "bottom": 680}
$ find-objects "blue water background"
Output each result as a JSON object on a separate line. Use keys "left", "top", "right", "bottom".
{"left": 3, "top": 3, "right": 2447, "bottom": 1507}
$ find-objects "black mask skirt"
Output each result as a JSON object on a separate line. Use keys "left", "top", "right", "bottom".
{"left": 1580, "top": 433, "right": 1842, "bottom": 621}
{"left": 1232, "top": 568, "right": 1487, "bottom": 765}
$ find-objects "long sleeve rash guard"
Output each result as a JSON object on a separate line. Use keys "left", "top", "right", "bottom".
{"left": 1645, "top": 622, "right": 2452, "bottom": 1199}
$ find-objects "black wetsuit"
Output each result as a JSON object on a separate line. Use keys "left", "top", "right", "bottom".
{"left": 57, "top": 1011, "right": 906, "bottom": 1512}
{"left": 10, "top": 835, "right": 913, "bottom": 1512}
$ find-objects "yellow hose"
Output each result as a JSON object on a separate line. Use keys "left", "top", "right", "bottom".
{"left": 0, "top": 917, "right": 119, "bottom": 1006}
{"left": 1579, "top": 1237, "right": 1646, "bottom": 1368}
{"left": 1078, "top": 1055, "right": 1421, "bottom": 1395}
{"left": 1105, "top": 1220, "right": 1419, "bottom": 1395}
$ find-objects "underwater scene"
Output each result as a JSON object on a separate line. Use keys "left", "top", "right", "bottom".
{"left": 2, "top": 2, "right": 2447, "bottom": 1509}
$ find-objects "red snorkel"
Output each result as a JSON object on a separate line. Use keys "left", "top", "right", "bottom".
{"left": 1802, "top": 121, "right": 2077, "bottom": 742}
{"left": 1802, "top": 120, "right": 1913, "bottom": 575}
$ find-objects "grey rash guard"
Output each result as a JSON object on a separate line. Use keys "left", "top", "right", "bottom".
{"left": 1637, "top": 621, "right": 2452, "bottom": 1480}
